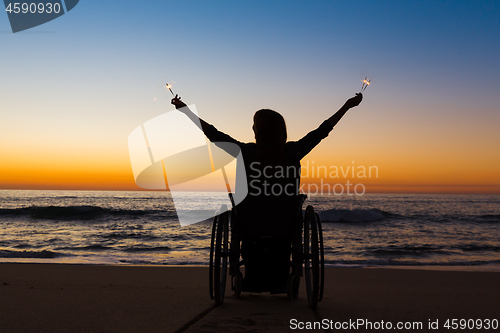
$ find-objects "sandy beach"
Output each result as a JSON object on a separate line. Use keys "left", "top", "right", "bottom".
{"left": 0, "top": 264, "right": 498, "bottom": 332}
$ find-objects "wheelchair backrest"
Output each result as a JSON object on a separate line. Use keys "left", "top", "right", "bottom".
{"left": 235, "top": 194, "right": 306, "bottom": 239}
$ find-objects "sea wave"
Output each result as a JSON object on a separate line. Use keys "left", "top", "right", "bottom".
{"left": 52, "top": 245, "right": 173, "bottom": 253}
{"left": 0, "top": 249, "right": 66, "bottom": 258}
{"left": 326, "top": 258, "right": 500, "bottom": 267}
{"left": 319, "top": 208, "right": 391, "bottom": 222}
{"left": 455, "top": 244, "right": 500, "bottom": 252}
{"left": 123, "top": 246, "right": 171, "bottom": 253}
{"left": 478, "top": 214, "right": 500, "bottom": 222}
{"left": 54, "top": 245, "right": 113, "bottom": 251}
{"left": 366, "top": 245, "right": 451, "bottom": 257}
{"left": 0, "top": 206, "right": 163, "bottom": 221}
{"left": 101, "top": 231, "right": 160, "bottom": 241}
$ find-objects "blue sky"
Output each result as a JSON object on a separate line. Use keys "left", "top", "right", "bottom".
{"left": 1, "top": 0, "right": 499, "bottom": 192}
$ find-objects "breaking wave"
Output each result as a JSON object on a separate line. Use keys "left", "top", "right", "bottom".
{"left": 0, "top": 249, "right": 66, "bottom": 258}
{"left": 319, "top": 208, "right": 391, "bottom": 222}
{"left": 0, "top": 206, "right": 156, "bottom": 221}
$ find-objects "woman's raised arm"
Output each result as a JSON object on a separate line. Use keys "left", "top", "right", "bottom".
{"left": 293, "top": 93, "right": 364, "bottom": 160}
{"left": 327, "top": 93, "right": 363, "bottom": 127}
{"left": 171, "top": 95, "right": 243, "bottom": 148}
{"left": 171, "top": 95, "right": 210, "bottom": 132}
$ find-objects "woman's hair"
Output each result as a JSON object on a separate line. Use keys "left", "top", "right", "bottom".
{"left": 253, "top": 109, "right": 287, "bottom": 162}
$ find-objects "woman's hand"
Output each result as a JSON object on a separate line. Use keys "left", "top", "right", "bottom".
{"left": 343, "top": 93, "right": 363, "bottom": 109}
{"left": 170, "top": 95, "right": 210, "bottom": 131}
{"left": 327, "top": 93, "right": 363, "bottom": 127}
{"left": 171, "top": 94, "right": 187, "bottom": 110}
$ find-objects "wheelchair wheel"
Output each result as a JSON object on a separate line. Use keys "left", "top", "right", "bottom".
{"left": 304, "top": 205, "right": 321, "bottom": 309}
{"left": 209, "top": 213, "right": 217, "bottom": 300}
{"left": 209, "top": 205, "right": 229, "bottom": 305}
{"left": 229, "top": 208, "right": 242, "bottom": 298}
{"left": 315, "top": 212, "right": 325, "bottom": 302}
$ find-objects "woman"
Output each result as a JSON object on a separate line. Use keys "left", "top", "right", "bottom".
{"left": 171, "top": 92, "right": 363, "bottom": 292}
{"left": 170, "top": 93, "right": 363, "bottom": 195}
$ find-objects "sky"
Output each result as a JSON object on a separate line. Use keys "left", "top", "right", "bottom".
{"left": 1, "top": 0, "right": 499, "bottom": 193}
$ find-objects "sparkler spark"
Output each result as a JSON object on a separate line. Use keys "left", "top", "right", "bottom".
{"left": 360, "top": 77, "right": 371, "bottom": 92}
{"left": 166, "top": 83, "right": 175, "bottom": 96}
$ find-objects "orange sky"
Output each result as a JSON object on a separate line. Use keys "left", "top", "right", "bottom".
{"left": 1, "top": 98, "right": 499, "bottom": 194}
{"left": 1, "top": 133, "right": 498, "bottom": 194}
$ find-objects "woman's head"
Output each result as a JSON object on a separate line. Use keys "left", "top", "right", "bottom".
{"left": 253, "top": 109, "right": 287, "bottom": 159}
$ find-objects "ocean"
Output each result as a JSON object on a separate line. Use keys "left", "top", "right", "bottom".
{"left": 0, "top": 190, "right": 499, "bottom": 269}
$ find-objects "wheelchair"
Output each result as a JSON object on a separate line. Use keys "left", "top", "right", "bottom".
{"left": 209, "top": 192, "right": 325, "bottom": 309}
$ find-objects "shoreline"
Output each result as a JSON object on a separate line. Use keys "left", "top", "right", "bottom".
{"left": 1, "top": 259, "right": 500, "bottom": 272}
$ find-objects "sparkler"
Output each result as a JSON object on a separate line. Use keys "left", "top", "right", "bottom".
{"left": 166, "top": 83, "right": 176, "bottom": 96}
{"left": 360, "top": 77, "right": 371, "bottom": 93}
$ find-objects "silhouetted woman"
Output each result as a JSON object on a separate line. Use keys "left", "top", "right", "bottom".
{"left": 172, "top": 93, "right": 363, "bottom": 292}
